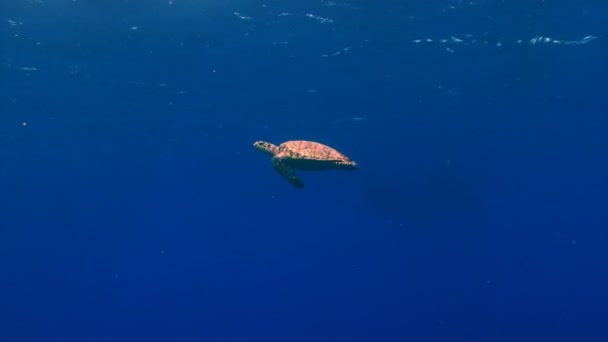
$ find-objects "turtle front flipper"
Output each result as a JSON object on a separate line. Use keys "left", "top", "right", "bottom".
{"left": 272, "top": 157, "right": 304, "bottom": 188}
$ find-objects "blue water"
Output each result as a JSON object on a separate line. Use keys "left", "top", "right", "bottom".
{"left": 1, "top": 1, "right": 607, "bottom": 341}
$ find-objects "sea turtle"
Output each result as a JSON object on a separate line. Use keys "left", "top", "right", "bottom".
{"left": 253, "top": 140, "right": 359, "bottom": 188}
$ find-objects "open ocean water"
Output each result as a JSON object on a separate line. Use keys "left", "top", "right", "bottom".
{"left": 1, "top": 1, "right": 607, "bottom": 341}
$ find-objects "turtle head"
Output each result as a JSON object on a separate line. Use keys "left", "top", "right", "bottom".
{"left": 253, "top": 141, "right": 279, "bottom": 156}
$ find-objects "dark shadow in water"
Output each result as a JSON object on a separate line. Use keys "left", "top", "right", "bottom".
{"left": 362, "top": 161, "right": 485, "bottom": 232}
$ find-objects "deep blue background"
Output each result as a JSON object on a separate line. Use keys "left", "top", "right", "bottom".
{"left": 1, "top": 1, "right": 607, "bottom": 341}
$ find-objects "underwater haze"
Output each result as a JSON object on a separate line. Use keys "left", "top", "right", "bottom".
{"left": 1, "top": 0, "right": 607, "bottom": 341}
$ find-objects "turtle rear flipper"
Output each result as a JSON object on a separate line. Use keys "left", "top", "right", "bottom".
{"left": 272, "top": 157, "right": 304, "bottom": 188}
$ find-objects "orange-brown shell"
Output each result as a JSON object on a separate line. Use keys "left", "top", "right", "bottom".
{"left": 277, "top": 140, "right": 358, "bottom": 167}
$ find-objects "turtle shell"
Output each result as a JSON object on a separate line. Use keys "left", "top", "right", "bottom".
{"left": 277, "top": 140, "right": 358, "bottom": 170}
